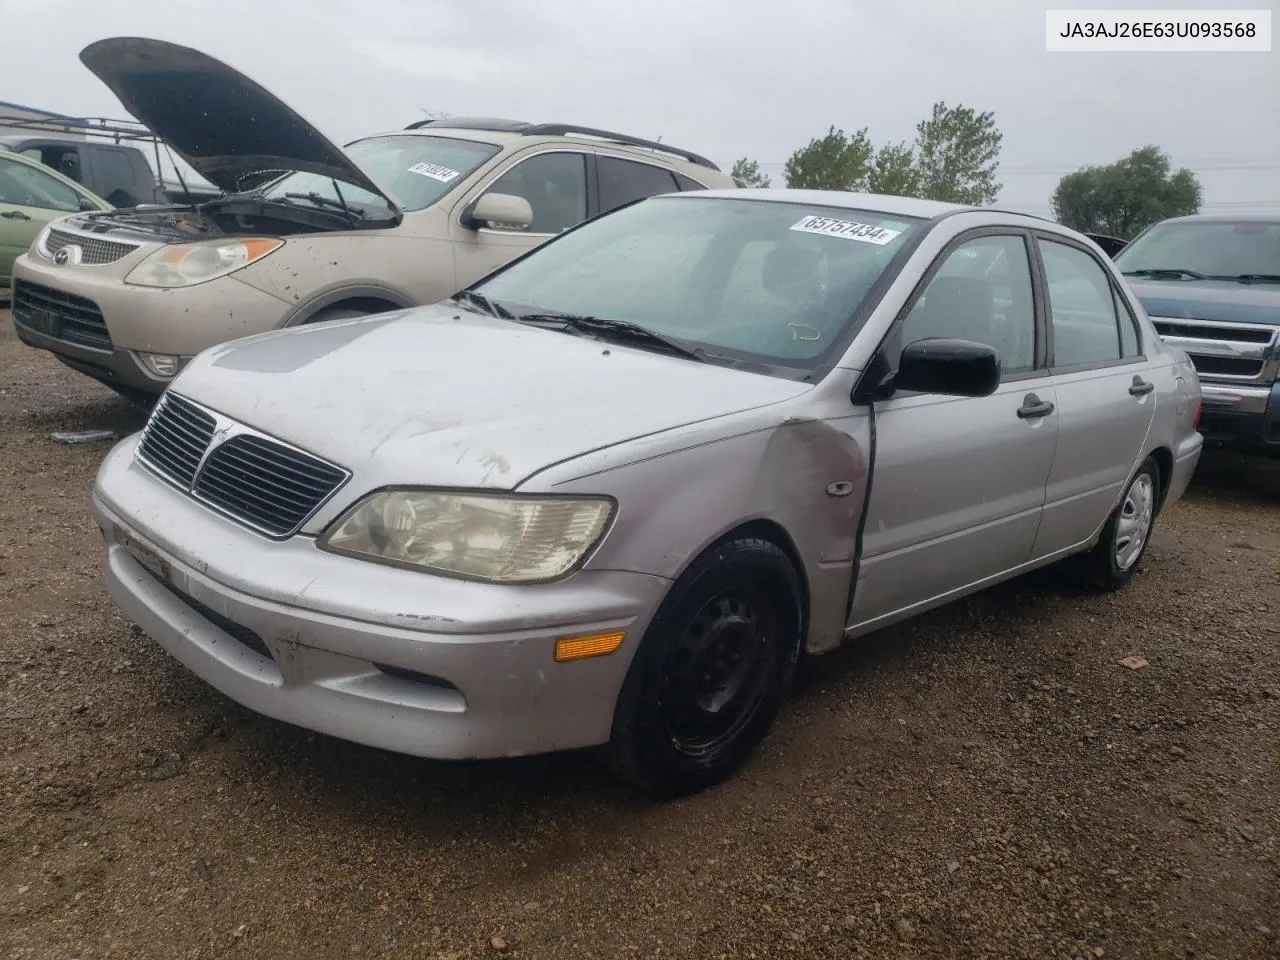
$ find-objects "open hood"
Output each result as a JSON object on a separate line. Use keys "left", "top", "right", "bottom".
{"left": 79, "top": 37, "right": 399, "bottom": 210}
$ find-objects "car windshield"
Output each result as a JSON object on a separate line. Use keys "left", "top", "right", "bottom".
{"left": 1114, "top": 220, "right": 1280, "bottom": 279}
{"left": 471, "top": 196, "right": 923, "bottom": 376}
{"left": 260, "top": 134, "right": 500, "bottom": 215}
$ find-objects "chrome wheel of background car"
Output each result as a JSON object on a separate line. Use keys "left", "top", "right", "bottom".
{"left": 1114, "top": 472, "right": 1155, "bottom": 571}
{"left": 659, "top": 591, "right": 777, "bottom": 757}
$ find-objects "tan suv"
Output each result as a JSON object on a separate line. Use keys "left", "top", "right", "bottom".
{"left": 10, "top": 37, "right": 735, "bottom": 402}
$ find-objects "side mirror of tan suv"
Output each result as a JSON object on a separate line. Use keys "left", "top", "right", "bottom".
{"left": 466, "top": 193, "right": 534, "bottom": 232}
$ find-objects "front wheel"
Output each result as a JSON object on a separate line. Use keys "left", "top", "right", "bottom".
{"left": 600, "top": 537, "right": 804, "bottom": 796}
{"left": 1076, "top": 456, "right": 1161, "bottom": 591}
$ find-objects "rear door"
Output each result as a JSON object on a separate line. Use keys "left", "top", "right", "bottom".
{"left": 849, "top": 229, "right": 1059, "bottom": 628}
{"left": 594, "top": 154, "right": 686, "bottom": 217}
{"left": 1029, "top": 233, "right": 1158, "bottom": 559}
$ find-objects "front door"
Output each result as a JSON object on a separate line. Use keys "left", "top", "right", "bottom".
{"left": 1030, "top": 235, "right": 1158, "bottom": 558}
{"left": 849, "top": 231, "right": 1058, "bottom": 629}
{"left": 448, "top": 149, "right": 591, "bottom": 288}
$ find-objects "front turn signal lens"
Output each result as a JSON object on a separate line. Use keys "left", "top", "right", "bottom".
{"left": 554, "top": 631, "right": 626, "bottom": 663}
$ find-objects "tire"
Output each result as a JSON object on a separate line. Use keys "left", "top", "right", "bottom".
{"left": 1076, "top": 456, "right": 1161, "bottom": 591}
{"left": 600, "top": 536, "right": 804, "bottom": 797}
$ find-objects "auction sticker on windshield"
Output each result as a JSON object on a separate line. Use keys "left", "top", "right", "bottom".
{"left": 408, "top": 162, "right": 461, "bottom": 182}
{"left": 790, "top": 216, "right": 903, "bottom": 245}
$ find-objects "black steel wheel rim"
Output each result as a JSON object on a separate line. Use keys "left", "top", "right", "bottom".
{"left": 658, "top": 588, "right": 779, "bottom": 757}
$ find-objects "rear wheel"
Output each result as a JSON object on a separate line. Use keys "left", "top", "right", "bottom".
{"left": 601, "top": 537, "right": 804, "bottom": 796}
{"left": 1076, "top": 456, "right": 1160, "bottom": 591}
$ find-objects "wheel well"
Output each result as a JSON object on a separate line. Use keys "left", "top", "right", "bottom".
{"left": 1148, "top": 446, "right": 1173, "bottom": 513}
{"left": 707, "top": 519, "right": 811, "bottom": 637}
{"left": 303, "top": 297, "right": 403, "bottom": 323}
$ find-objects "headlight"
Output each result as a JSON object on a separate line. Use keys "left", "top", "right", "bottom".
{"left": 124, "top": 237, "right": 283, "bottom": 288}
{"left": 319, "top": 490, "right": 615, "bottom": 583}
{"left": 34, "top": 225, "right": 53, "bottom": 257}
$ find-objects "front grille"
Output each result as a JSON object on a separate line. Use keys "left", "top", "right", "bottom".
{"left": 136, "top": 393, "right": 349, "bottom": 538}
{"left": 1152, "top": 319, "right": 1273, "bottom": 344}
{"left": 192, "top": 434, "right": 350, "bottom": 537}
{"left": 1189, "top": 355, "right": 1265, "bottom": 378}
{"left": 11, "top": 280, "right": 113, "bottom": 350}
{"left": 138, "top": 394, "right": 217, "bottom": 487}
{"left": 44, "top": 228, "right": 139, "bottom": 265}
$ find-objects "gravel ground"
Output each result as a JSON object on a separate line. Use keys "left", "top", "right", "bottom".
{"left": 1, "top": 309, "right": 1277, "bottom": 960}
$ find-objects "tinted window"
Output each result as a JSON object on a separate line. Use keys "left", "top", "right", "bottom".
{"left": 673, "top": 171, "right": 708, "bottom": 191}
{"left": 899, "top": 235, "right": 1036, "bottom": 374}
{"left": 92, "top": 148, "right": 141, "bottom": 206}
{"left": 264, "top": 134, "right": 499, "bottom": 215}
{"left": 474, "top": 196, "right": 921, "bottom": 374}
{"left": 0, "top": 157, "right": 80, "bottom": 212}
{"left": 1040, "top": 239, "right": 1124, "bottom": 368}
{"left": 598, "top": 156, "right": 680, "bottom": 214}
{"left": 484, "top": 152, "right": 588, "bottom": 234}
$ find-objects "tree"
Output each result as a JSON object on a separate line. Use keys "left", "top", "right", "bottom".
{"left": 867, "top": 140, "right": 921, "bottom": 197}
{"left": 1051, "top": 146, "right": 1202, "bottom": 238}
{"left": 783, "top": 126, "right": 873, "bottom": 191}
{"left": 911, "top": 101, "right": 1003, "bottom": 205}
{"left": 730, "top": 157, "right": 771, "bottom": 188}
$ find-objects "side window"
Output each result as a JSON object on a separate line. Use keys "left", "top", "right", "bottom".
{"left": 899, "top": 234, "right": 1037, "bottom": 375}
{"left": 92, "top": 148, "right": 141, "bottom": 207}
{"left": 673, "top": 171, "right": 708, "bottom": 192}
{"left": 1040, "top": 239, "right": 1125, "bottom": 368}
{"left": 483, "top": 152, "right": 587, "bottom": 234}
{"left": 597, "top": 156, "right": 681, "bottom": 214}
{"left": 0, "top": 157, "right": 80, "bottom": 212}
{"left": 1114, "top": 287, "right": 1142, "bottom": 358}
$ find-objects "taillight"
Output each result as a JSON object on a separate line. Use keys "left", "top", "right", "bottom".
{"left": 1193, "top": 399, "right": 1201, "bottom": 429}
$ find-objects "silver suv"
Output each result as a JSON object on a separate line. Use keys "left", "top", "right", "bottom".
{"left": 10, "top": 36, "right": 735, "bottom": 402}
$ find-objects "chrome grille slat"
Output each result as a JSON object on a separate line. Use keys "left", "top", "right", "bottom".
{"left": 1151, "top": 316, "right": 1280, "bottom": 385}
{"left": 134, "top": 395, "right": 350, "bottom": 539}
{"left": 45, "top": 228, "right": 140, "bottom": 266}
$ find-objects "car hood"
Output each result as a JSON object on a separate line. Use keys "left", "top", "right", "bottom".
{"left": 1126, "top": 278, "right": 1280, "bottom": 325}
{"left": 79, "top": 37, "right": 399, "bottom": 210}
{"left": 171, "top": 305, "right": 811, "bottom": 490}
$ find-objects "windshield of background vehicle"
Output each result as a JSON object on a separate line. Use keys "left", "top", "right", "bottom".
{"left": 472, "top": 195, "right": 923, "bottom": 375}
{"left": 260, "top": 135, "right": 500, "bottom": 217}
{"left": 1115, "top": 220, "right": 1280, "bottom": 279}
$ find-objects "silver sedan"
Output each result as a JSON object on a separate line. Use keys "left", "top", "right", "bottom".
{"left": 91, "top": 189, "right": 1204, "bottom": 795}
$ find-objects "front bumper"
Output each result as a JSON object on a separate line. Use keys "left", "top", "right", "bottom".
{"left": 1196, "top": 381, "right": 1280, "bottom": 450}
{"left": 10, "top": 253, "right": 290, "bottom": 396}
{"left": 92, "top": 437, "right": 669, "bottom": 760}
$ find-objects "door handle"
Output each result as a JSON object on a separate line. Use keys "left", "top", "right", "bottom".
{"left": 1, "top": 210, "right": 32, "bottom": 220}
{"left": 1129, "top": 376, "right": 1154, "bottom": 396}
{"left": 1017, "top": 393, "right": 1055, "bottom": 419}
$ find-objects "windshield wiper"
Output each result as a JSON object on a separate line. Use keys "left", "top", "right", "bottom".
{"left": 1123, "top": 268, "right": 1208, "bottom": 280}
{"left": 515, "top": 311, "right": 708, "bottom": 362}
{"left": 283, "top": 191, "right": 360, "bottom": 215}
{"left": 1209, "top": 273, "right": 1280, "bottom": 284}
{"left": 452, "top": 290, "right": 513, "bottom": 319}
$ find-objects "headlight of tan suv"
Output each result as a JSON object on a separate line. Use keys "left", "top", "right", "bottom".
{"left": 125, "top": 237, "right": 284, "bottom": 288}
{"left": 318, "top": 490, "right": 615, "bottom": 583}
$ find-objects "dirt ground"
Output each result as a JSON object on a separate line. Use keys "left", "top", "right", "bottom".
{"left": 0, "top": 309, "right": 1277, "bottom": 960}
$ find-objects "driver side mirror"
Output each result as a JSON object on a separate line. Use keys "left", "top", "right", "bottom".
{"left": 463, "top": 192, "right": 533, "bottom": 232}
{"left": 77, "top": 195, "right": 98, "bottom": 212}
{"left": 892, "top": 338, "right": 1001, "bottom": 397}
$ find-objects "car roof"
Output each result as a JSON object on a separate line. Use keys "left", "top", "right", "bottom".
{"left": 666, "top": 188, "right": 975, "bottom": 219}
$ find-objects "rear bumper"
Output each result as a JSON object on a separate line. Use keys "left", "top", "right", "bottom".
{"left": 1164, "top": 430, "right": 1204, "bottom": 510}
{"left": 1197, "top": 381, "right": 1280, "bottom": 450}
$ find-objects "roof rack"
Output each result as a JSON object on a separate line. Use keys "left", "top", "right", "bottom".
{"left": 401, "top": 117, "right": 720, "bottom": 171}
{"left": 523, "top": 124, "right": 720, "bottom": 171}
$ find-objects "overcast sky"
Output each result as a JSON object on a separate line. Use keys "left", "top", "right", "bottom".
{"left": 1, "top": 0, "right": 1276, "bottom": 216}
